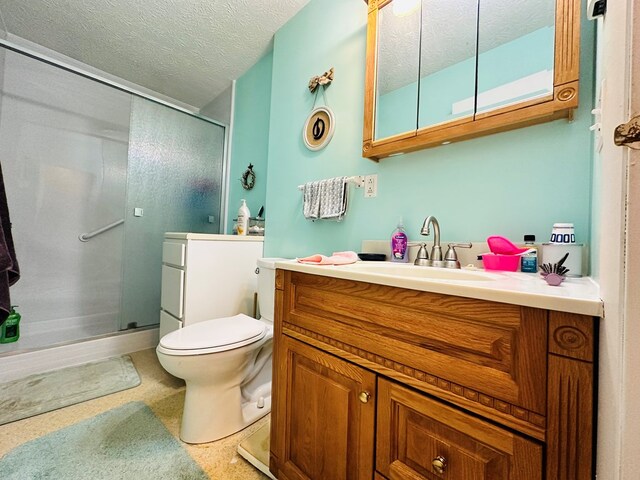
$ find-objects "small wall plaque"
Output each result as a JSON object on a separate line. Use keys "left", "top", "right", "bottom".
{"left": 240, "top": 163, "right": 256, "bottom": 190}
{"left": 303, "top": 106, "right": 335, "bottom": 151}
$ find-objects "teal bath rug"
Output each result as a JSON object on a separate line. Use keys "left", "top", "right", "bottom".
{"left": 0, "top": 355, "right": 141, "bottom": 425}
{"left": 0, "top": 401, "right": 208, "bottom": 480}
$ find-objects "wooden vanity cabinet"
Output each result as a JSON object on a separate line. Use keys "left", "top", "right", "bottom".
{"left": 270, "top": 270, "right": 597, "bottom": 480}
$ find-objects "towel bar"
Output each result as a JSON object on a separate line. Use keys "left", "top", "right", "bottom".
{"left": 79, "top": 219, "right": 125, "bottom": 242}
{"left": 297, "top": 176, "right": 364, "bottom": 190}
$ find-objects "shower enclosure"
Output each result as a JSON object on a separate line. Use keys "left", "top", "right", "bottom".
{"left": 0, "top": 46, "right": 226, "bottom": 354}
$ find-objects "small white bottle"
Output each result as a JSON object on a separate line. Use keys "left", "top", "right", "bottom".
{"left": 237, "top": 199, "right": 250, "bottom": 236}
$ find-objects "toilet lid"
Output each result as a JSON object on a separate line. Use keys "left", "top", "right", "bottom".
{"left": 159, "top": 314, "right": 266, "bottom": 352}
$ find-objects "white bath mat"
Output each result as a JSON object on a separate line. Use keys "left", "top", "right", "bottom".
{"left": 0, "top": 355, "right": 141, "bottom": 425}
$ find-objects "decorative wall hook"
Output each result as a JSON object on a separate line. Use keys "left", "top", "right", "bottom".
{"left": 614, "top": 114, "right": 640, "bottom": 150}
{"left": 308, "top": 67, "right": 334, "bottom": 93}
{"left": 240, "top": 164, "right": 256, "bottom": 190}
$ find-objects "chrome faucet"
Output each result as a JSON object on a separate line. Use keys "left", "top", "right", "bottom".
{"left": 415, "top": 216, "right": 473, "bottom": 268}
{"left": 418, "top": 216, "right": 443, "bottom": 267}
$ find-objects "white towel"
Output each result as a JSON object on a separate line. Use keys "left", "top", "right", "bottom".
{"left": 318, "top": 176, "right": 348, "bottom": 220}
{"left": 303, "top": 181, "right": 321, "bottom": 219}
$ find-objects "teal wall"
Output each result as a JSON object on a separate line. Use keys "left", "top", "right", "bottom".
{"left": 262, "top": 0, "right": 595, "bottom": 262}
{"left": 227, "top": 50, "right": 273, "bottom": 231}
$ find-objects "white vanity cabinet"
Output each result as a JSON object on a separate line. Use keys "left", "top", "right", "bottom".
{"left": 159, "top": 233, "right": 264, "bottom": 339}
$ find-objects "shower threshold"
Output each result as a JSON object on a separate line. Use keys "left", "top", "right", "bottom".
{"left": 0, "top": 326, "right": 159, "bottom": 383}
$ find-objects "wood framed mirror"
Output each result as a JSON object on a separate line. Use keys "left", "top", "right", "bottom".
{"left": 362, "top": 0, "right": 581, "bottom": 161}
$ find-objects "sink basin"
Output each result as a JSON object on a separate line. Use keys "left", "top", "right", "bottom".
{"left": 342, "top": 262, "right": 497, "bottom": 282}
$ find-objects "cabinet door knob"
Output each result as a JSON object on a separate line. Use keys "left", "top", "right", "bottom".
{"left": 431, "top": 455, "right": 447, "bottom": 474}
{"left": 358, "top": 391, "right": 371, "bottom": 403}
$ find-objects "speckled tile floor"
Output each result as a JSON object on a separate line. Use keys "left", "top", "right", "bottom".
{"left": 0, "top": 349, "right": 270, "bottom": 480}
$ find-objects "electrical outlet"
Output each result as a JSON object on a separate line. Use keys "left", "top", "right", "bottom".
{"left": 364, "top": 174, "right": 377, "bottom": 198}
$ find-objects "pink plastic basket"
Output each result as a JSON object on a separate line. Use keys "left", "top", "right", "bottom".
{"left": 482, "top": 253, "right": 520, "bottom": 272}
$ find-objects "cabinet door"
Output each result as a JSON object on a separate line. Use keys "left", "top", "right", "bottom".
{"left": 271, "top": 336, "right": 376, "bottom": 480}
{"left": 376, "top": 379, "right": 542, "bottom": 480}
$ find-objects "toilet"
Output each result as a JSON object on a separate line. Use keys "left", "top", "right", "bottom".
{"left": 156, "top": 257, "right": 282, "bottom": 444}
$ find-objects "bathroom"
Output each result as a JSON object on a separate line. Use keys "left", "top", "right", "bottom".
{"left": 0, "top": 0, "right": 636, "bottom": 479}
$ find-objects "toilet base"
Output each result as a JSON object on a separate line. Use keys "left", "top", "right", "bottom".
{"left": 242, "top": 395, "right": 272, "bottom": 430}
{"left": 180, "top": 383, "right": 271, "bottom": 444}
{"left": 156, "top": 325, "right": 274, "bottom": 445}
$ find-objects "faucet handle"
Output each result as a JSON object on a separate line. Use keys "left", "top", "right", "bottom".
{"left": 444, "top": 243, "right": 472, "bottom": 268}
{"left": 414, "top": 243, "right": 430, "bottom": 266}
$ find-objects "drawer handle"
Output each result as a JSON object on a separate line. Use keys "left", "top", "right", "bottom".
{"left": 358, "top": 391, "right": 371, "bottom": 403}
{"left": 431, "top": 455, "right": 447, "bottom": 474}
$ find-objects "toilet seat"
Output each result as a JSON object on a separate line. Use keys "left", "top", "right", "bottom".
{"left": 158, "top": 313, "right": 267, "bottom": 356}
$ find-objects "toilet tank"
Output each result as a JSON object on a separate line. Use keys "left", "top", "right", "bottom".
{"left": 256, "top": 258, "right": 288, "bottom": 324}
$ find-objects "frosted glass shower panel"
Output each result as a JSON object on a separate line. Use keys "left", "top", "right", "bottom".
{"left": 0, "top": 50, "right": 131, "bottom": 351}
{"left": 121, "top": 97, "right": 224, "bottom": 329}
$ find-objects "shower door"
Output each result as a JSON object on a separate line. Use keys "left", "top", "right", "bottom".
{"left": 0, "top": 47, "right": 226, "bottom": 351}
{"left": 0, "top": 50, "right": 132, "bottom": 352}
{"left": 120, "top": 98, "right": 225, "bottom": 329}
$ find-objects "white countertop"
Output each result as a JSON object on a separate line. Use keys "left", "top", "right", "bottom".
{"left": 275, "top": 260, "right": 603, "bottom": 317}
{"left": 165, "top": 232, "right": 264, "bottom": 241}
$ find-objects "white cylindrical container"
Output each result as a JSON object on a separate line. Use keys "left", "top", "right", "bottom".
{"left": 540, "top": 243, "right": 584, "bottom": 277}
{"left": 237, "top": 199, "right": 251, "bottom": 236}
{"left": 549, "top": 223, "right": 575, "bottom": 244}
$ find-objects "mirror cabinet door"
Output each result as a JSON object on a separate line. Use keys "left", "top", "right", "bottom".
{"left": 418, "top": 0, "right": 478, "bottom": 130}
{"left": 475, "top": 0, "right": 556, "bottom": 117}
{"left": 363, "top": 0, "right": 579, "bottom": 160}
{"left": 374, "top": 0, "right": 421, "bottom": 141}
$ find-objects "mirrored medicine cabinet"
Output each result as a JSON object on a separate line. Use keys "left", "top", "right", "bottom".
{"left": 362, "top": 0, "right": 581, "bottom": 160}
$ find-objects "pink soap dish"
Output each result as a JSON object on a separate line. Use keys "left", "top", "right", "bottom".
{"left": 481, "top": 253, "right": 520, "bottom": 272}
{"left": 541, "top": 272, "right": 566, "bottom": 286}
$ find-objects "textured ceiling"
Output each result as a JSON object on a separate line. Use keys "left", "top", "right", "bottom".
{"left": 378, "top": 0, "right": 555, "bottom": 94}
{"left": 0, "top": 0, "right": 309, "bottom": 108}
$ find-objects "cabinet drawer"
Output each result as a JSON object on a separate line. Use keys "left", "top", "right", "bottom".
{"left": 161, "top": 265, "right": 184, "bottom": 319}
{"left": 281, "top": 272, "right": 547, "bottom": 415}
{"left": 162, "top": 241, "right": 186, "bottom": 267}
{"left": 376, "top": 379, "right": 542, "bottom": 480}
{"left": 159, "top": 310, "right": 182, "bottom": 339}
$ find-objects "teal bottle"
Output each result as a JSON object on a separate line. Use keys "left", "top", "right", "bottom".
{"left": 0, "top": 306, "right": 20, "bottom": 343}
{"left": 520, "top": 235, "right": 538, "bottom": 273}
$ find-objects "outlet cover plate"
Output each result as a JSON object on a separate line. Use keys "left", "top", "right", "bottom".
{"left": 365, "top": 174, "right": 377, "bottom": 198}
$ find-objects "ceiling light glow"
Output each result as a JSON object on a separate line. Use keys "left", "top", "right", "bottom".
{"left": 393, "top": 0, "right": 420, "bottom": 17}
